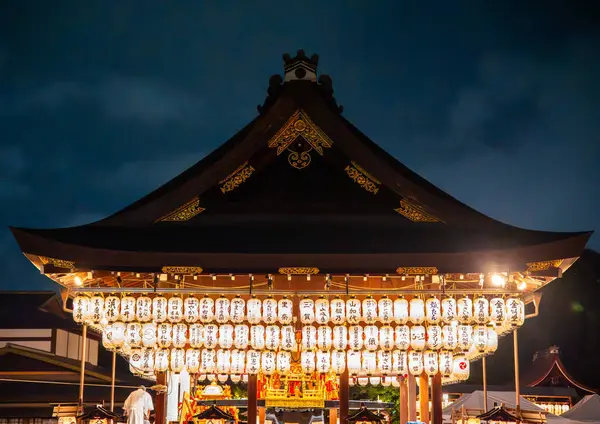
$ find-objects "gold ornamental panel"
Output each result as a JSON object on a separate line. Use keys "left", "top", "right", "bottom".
{"left": 278, "top": 267, "right": 320, "bottom": 275}
{"left": 397, "top": 266, "right": 439, "bottom": 275}
{"left": 155, "top": 197, "right": 206, "bottom": 222}
{"left": 345, "top": 161, "right": 380, "bottom": 194}
{"left": 220, "top": 162, "right": 255, "bottom": 193}
{"left": 161, "top": 266, "right": 204, "bottom": 274}
{"left": 394, "top": 199, "right": 442, "bottom": 223}
{"left": 526, "top": 260, "right": 563, "bottom": 272}
{"left": 40, "top": 256, "right": 75, "bottom": 269}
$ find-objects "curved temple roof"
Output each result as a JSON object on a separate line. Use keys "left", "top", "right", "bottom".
{"left": 9, "top": 50, "right": 592, "bottom": 277}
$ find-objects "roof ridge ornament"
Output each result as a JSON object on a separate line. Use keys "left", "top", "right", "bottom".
{"left": 283, "top": 49, "right": 319, "bottom": 82}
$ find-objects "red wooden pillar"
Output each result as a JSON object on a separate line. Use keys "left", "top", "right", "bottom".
{"left": 339, "top": 370, "right": 349, "bottom": 424}
{"left": 407, "top": 374, "right": 417, "bottom": 422}
{"left": 155, "top": 372, "right": 167, "bottom": 424}
{"left": 399, "top": 377, "right": 409, "bottom": 424}
{"left": 419, "top": 374, "right": 429, "bottom": 424}
{"left": 248, "top": 374, "right": 258, "bottom": 424}
{"left": 431, "top": 373, "right": 443, "bottom": 424}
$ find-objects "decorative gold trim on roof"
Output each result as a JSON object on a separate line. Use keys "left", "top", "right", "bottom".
{"left": 155, "top": 197, "right": 205, "bottom": 222}
{"left": 267, "top": 110, "right": 333, "bottom": 170}
{"left": 526, "top": 260, "right": 563, "bottom": 272}
{"left": 397, "top": 267, "right": 439, "bottom": 275}
{"left": 40, "top": 256, "right": 75, "bottom": 269}
{"left": 394, "top": 199, "right": 442, "bottom": 223}
{"left": 265, "top": 398, "right": 325, "bottom": 409}
{"left": 278, "top": 267, "right": 320, "bottom": 275}
{"left": 161, "top": 266, "right": 203, "bottom": 274}
{"left": 220, "top": 162, "right": 255, "bottom": 193}
{"left": 345, "top": 161, "right": 380, "bottom": 194}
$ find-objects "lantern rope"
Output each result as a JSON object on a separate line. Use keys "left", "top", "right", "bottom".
{"left": 0, "top": 377, "right": 144, "bottom": 389}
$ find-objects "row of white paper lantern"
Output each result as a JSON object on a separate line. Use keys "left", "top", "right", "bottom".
{"left": 74, "top": 295, "right": 525, "bottom": 327}
{"left": 102, "top": 321, "right": 499, "bottom": 354}
{"left": 128, "top": 347, "right": 470, "bottom": 380}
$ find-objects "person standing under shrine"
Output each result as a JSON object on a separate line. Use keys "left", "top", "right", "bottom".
{"left": 124, "top": 386, "right": 154, "bottom": 424}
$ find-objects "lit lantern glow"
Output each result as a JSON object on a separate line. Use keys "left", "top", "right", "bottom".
{"left": 199, "top": 297, "right": 215, "bottom": 323}
{"left": 378, "top": 297, "right": 394, "bottom": 324}
{"left": 346, "top": 298, "right": 361, "bottom": 324}
{"left": 332, "top": 350, "right": 346, "bottom": 374}
{"left": 381, "top": 377, "right": 392, "bottom": 387}
{"left": 155, "top": 348, "right": 169, "bottom": 372}
{"left": 439, "top": 351, "right": 453, "bottom": 377}
{"left": 361, "top": 351, "right": 377, "bottom": 374}
{"left": 330, "top": 298, "right": 346, "bottom": 324}
{"left": 486, "top": 326, "right": 498, "bottom": 353}
{"left": 246, "top": 298, "right": 262, "bottom": 324}
{"left": 453, "top": 355, "right": 470, "bottom": 380}
{"left": 377, "top": 351, "right": 392, "bottom": 375}
{"left": 490, "top": 297, "right": 505, "bottom": 324}
{"left": 152, "top": 297, "right": 168, "bottom": 323}
{"left": 186, "top": 348, "right": 201, "bottom": 373}
{"left": 230, "top": 350, "right": 245, "bottom": 374}
{"left": 427, "top": 325, "right": 443, "bottom": 350}
{"left": 277, "top": 351, "right": 292, "bottom": 375}
{"left": 135, "top": 297, "right": 151, "bottom": 323}
{"left": 369, "top": 377, "right": 381, "bottom": 386}
{"left": 395, "top": 325, "right": 410, "bottom": 350}
{"left": 172, "top": 323, "right": 188, "bottom": 348}
{"left": 234, "top": 324, "right": 249, "bottom": 349}
{"left": 442, "top": 324, "right": 458, "bottom": 350}
{"left": 333, "top": 326, "right": 348, "bottom": 350}
{"left": 157, "top": 323, "right": 172, "bottom": 348}
{"left": 140, "top": 349, "right": 155, "bottom": 373}
{"left": 230, "top": 374, "right": 241, "bottom": 383}
{"left": 408, "top": 351, "right": 423, "bottom": 376}
{"left": 362, "top": 297, "right": 377, "bottom": 324}
{"left": 104, "top": 296, "right": 120, "bottom": 323}
{"left": 141, "top": 323, "right": 157, "bottom": 348}
{"left": 409, "top": 298, "right": 425, "bottom": 324}
{"left": 189, "top": 323, "right": 204, "bottom": 348}
{"left": 102, "top": 325, "right": 116, "bottom": 350}
{"left": 301, "top": 351, "right": 316, "bottom": 373}
{"left": 299, "top": 298, "right": 315, "bottom": 324}
{"left": 167, "top": 297, "right": 184, "bottom": 323}
{"left": 317, "top": 326, "right": 332, "bottom": 350}
{"left": 125, "top": 323, "right": 142, "bottom": 347}
{"left": 473, "top": 325, "right": 488, "bottom": 352}
{"left": 250, "top": 325, "right": 265, "bottom": 350}
{"left": 424, "top": 350, "right": 438, "bottom": 376}
{"left": 426, "top": 297, "right": 442, "bottom": 324}
{"left": 230, "top": 297, "right": 245, "bottom": 324}
{"left": 171, "top": 348, "right": 185, "bottom": 372}
{"left": 392, "top": 350, "right": 408, "bottom": 375}
{"left": 348, "top": 325, "right": 364, "bottom": 350}
{"left": 265, "top": 325, "right": 281, "bottom": 350}
{"left": 358, "top": 376, "right": 369, "bottom": 386}
{"left": 457, "top": 297, "right": 473, "bottom": 324}
{"left": 315, "top": 298, "right": 330, "bottom": 324}
{"left": 129, "top": 348, "right": 142, "bottom": 372}
{"left": 506, "top": 298, "right": 525, "bottom": 327}
{"left": 88, "top": 295, "right": 105, "bottom": 323}
{"left": 364, "top": 325, "right": 379, "bottom": 351}
{"left": 246, "top": 350, "right": 261, "bottom": 374}
{"left": 441, "top": 297, "right": 457, "bottom": 323}
{"left": 201, "top": 349, "right": 216, "bottom": 374}
{"left": 216, "top": 349, "right": 231, "bottom": 374}
{"left": 183, "top": 297, "right": 200, "bottom": 323}
{"left": 392, "top": 377, "right": 401, "bottom": 388}
{"left": 278, "top": 298, "right": 294, "bottom": 324}
{"left": 280, "top": 325, "right": 296, "bottom": 351}
{"left": 302, "top": 325, "right": 317, "bottom": 350}
{"left": 410, "top": 325, "right": 426, "bottom": 351}
{"left": 72, "top": 296, "right": 89, "bottom": 324}
{"left": 217, "top": 374, "right": 228, "bottom": 383}
{"left": 263, "top": 298, "right": 278, "bottom": 324}
{"left": 215, "top": 297, "right": 230, "bottom": 324}
{"left": 394, "top": 297, "right": 409, "bottom": 324}
{"left": 316, "top": 350, "right": 331, "bottom": 373}
{"left": 203, "top": 324, "right": 218, "bottom": 349}
{"left": 219, "top": 324, "right": 234, "bottom": 349}
{"left": 347, "top": 350, "right": 361, "bottom": 374}
{"left": 379, "top": 326, "right": 394, "bottom": 351}
{"left": 457, "top": 325, "right": 473, "bottom": 352}
{"left": 473, "top": 297, "right": 490, "bottom": 324}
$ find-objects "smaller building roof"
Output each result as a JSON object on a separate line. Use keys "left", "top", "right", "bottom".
{"left": 194, "top": 404, "right": 235, "bottom": 421}
{"left": 346, "top": 406, "right": 384, "bottom": 423}
{"left": 477, "top": 405, "right": 519, "bottom": 422}
{"left": 77, "top": 405, "right": 122, "bottom": 421}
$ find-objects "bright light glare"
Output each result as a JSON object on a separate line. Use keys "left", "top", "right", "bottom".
{"left": 74, "top": 276, "right": 83, "bottom": 286}
{"left": 517, "top": 281, "right": 527, "bottom": 291}
{"left": 491, "top": 274, "right": 506, "bottom": 287}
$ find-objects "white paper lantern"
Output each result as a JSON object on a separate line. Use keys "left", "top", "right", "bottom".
{"left": 441, "top": 297, "right": 457, "bottom": 323}
{"left": 362, "top": 350, "right": 377, "bottom": 374}
{"left": 317, "top": 326, "right": 332, "bottom": 350}
{"left": 457, "top": 297, "right": 473, "bottom": 324}
{"left": 141, "top": 322, "right": 157, "bottom": 348}
{"left": 265, "top": 325, "right": 281, "bottom": 350}
{"left": 155, "top": 348, "right": 169, "bottom": 372}
{"left": 217, "top": 374, "right": 228, "bottom": 383}
{"left": 346, "top": 298, "right": 361, "bottom": 324}
{"left": 408, "top": 351, "right": 423, "bottom": 376}
{"left": 203, "top": 324, "right": 218, "bottom": 349}
{"left": 486, "top": 326, "right": 498, "bottom": 353}
{"left": 102, "top": 325, "right": 116, "bottom": 350}
{"left": 347, "top": 350, "right": 361, "bottom": 374}
{"left": 392, "top": 350, "right": 408, "bottom": 376}
{"left": 379, "top": 326, "right": 394, "bottom": 351}
{"left": 277, "top": 351, "right": 292, "bottom": 375}
{"left": 392, "top": 377, "right": 401, "bottom": 387}
{"left": 129, "top": 348, "right": 143, "bottom": 371}
{"left": 246, "top": 350, "right": 261, "bottom": 374}
{"left": 189, "top": 323, "right": 204, "bottom": 348}
{"left": 348, "top": 325, "right": 364, "bottom": 350}
{"left": 426, "top": 297, "right": 442, "bottom": 324}
{"left": 457, "top": 325, "right": 473, "bottom": 351}
{"left": 453, "top": 355, "right": 470, "bottom": 380}
{"left": 381, "top": 377, "right": 392, "bottom": 387}
{"left": 172, "top": 323, "right": 187, "bottom": 348}
{"left": 152, "top": 297, "right": 168, "bottom": 323}
{"left": 186, "top": 348, "right": 201, "bottom": 373}
{"left": 199, "top": 297, "right": 215, "bottom": 323}
{"left": 394, "top": 297, "right": 409, "bottom": 324}
{"left": 473, "top": 325, "right": 488, "bottom": 352}
{"left": 230, "top": 374, "right": 241, "bottom": 383}
{"left": 121, "top": 342, "right": 132, "bottom": 356}
{"left": 316, "top": 350, "right": 331, "bottom": 373}
{"left": 442, "top": 324, "right": 458, "bottom": 350}
{"left": 332, "top": 350, "right": 346, "bottom": 374}
{"left": 157, "top": 323, "right": 172, "bottom": 348}
{"left": 281, "top": 325, "right": 297, "bottom": 351}
{"left": 362, "top": 298, "right": 377, "bottom": 324}
{"left": 364, "top": 325, "right": 379, "bottom": 351}
{"left": 378, "top": 297, "right": 394, "bottom": 324}
{"left": 426, "top": 325, "right": 443, "bottom": 350}
{"left": 410, "top": 325, "right": 426, "bottom": 351}
{"left": 299, "top": 298, "right": 315, "bottom": 324}
{"left": 140, "top": 349, "right": 155, "bottom": 373}
{"left": 201, "top": 349, "right": 216, "bottom": 373}
{"left": 246, "top": 298, "right": 262, "bottom": 324}
{"left": 250, "top": 325, "right": 265, "bottom": 350}
{"left": 489, "top": 298, "right": 505, "bottom": 324}
{"left": 330, "top": 298, "right": 345, "bottom": 324}
{"left": 302, "top": 325, "right": 317, "bottom": 351}
{"left": 215, "top": 297, "right": 230, "bottom": 324}
{"left": 395, "top": 325, "right": 410, "bottom": 350}
{"left": 167, "top": 297, "right": 184, "bottom": 323}
{"left": 424, "top": 350, "right": 438, "bottom": 376}
{"left": 171, "top": 348, "right": 185, "bottom": 372}
{"left": 126, "top": 323, "right": 142, "bottom": 347}
{"left": 377, "top": 351, "right": 392, "bottom": 375}
{"left": 301, "top": 351, "right": 316, "bottom": 374}
{"left": 234, "top": 324, "right": 249, "bottom": 349}
{"left": 183, "top": 297, "right": 200, "bottom": 323}
{"left": 216, "top": 349, "right": 231, "bottom": 374}
{"left": 104, "top": 296, "right": 120, "bottom": 323}
{"left": 439, "top": 351, "right": 453, "bottom": 377}
{"left": 219, "top": 324, "right": 234, "bottom": 349}
{"left": 315, "top": 298, "right": 330, "bottom": 324}
{"left": 88, "top": 295, "right": 105, "bottom": 323}
{"left": 333, "top": 326, "right": 348, "bottom": 350}
{"left": 506, "top": 298, "right": 525, "bottom": 327}
{"left": 278, "top": 298, "right": 293, "bottom": 324}
{"left": 72, "top": 296, "right": 89, "bottom": 324}
{"left": 230, "top": 297, "right": 246, "bottom": 324}
{"left": 358, "top": 376, "right": 369, "bottom": 386}
{"left": 230, "top": 349, "right": 245, "bottom": 374}
{"left": 263, "top": 298, "right": 278, "bottom": 324}
{"left": 473, "top": 297, "right": 490, "bottom": 324}
{"left": 409, "top": 298, "right": 425, "bottom": 324}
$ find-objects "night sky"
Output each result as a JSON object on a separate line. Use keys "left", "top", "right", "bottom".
{"left": 1, "top": 1, "right": 599, "bottom": 291}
